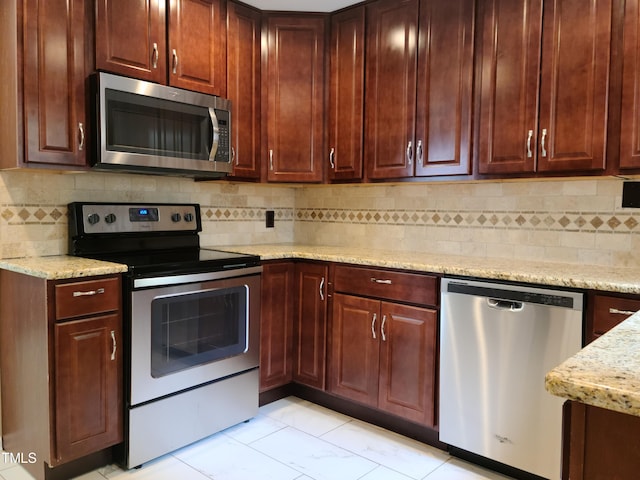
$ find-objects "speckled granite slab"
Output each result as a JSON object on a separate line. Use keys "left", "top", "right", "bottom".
{"left": 216, "top": 244, "right": 640, "bottom": 294}
{"left": 545, "top": 312, "right": 640, "bottom": 416}
{"left": 0, "top": 256, "right": 128, "bottom": 280}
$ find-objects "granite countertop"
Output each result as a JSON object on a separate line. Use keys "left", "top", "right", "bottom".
{"left": 545, "top": 312, "right": 640, "bottom": 417}
{"left": 0, "top": 255, "right": 128, "bottom": 280}
{"left": 216, "top": 244, "right": 640, "bottom": 294}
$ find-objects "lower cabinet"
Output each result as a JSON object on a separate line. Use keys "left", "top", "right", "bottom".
{"left": 565, "top": 292, "right": 640, "bottom": 479}
{"left": 330, "top": 294, "right": 437, "bottom": 426}
{"left": 259, "top": 262, "right": 295, "bottom": 391}
{"left": 293, "top": 262, "right": 328, "bottom": 389}
{"left": 0, "top": 271, "right": 123, "bottom": 480}
{"left": 329, "top": 265, "right": 438, "bottom": 427}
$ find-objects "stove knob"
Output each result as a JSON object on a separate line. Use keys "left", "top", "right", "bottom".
{"left": 171, "top": 213, "right": 182, "bottom": 222}
{"left": 87, "top": 213, "right": 100, "bottom": 225}
{"left": 184, "top": 213, "right": 194, "bottom": 222}
{"left": 105, "top": 213, "right": 116, "bottom": 224}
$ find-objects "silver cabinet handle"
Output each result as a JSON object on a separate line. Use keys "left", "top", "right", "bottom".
{"left": 609, "top": 308, "right": 636, "bottom": 316}
{"left": 371, "top": 313, "right": 377, "bottom": 339}
{"left": 78, "top": 123, "right": 85, "bottom": 151}
{"left": 381, "top": 315, "right": 387, "bottom": 342}
{"left": 172, "top": 48, "right": 178, "bottom": 74}
{"left": 110, "top": 330, "right": 117, "bottom": 361}
{"left": 416, "top": 140, "right": 423, "bottom": 164}
{"left": 73, "top": 287, "right": 105, "bottom": 297}
{"left": 319, "top": 277, "right": 325, "bottom": 301}
{"left": 329, "top": 148, "right": 335, "bottom": 169}
{"left": 541, "top": 128, "right": 547, "bottom": 157}
{"left": 370, "top": 277, "right": 392, "bottom": 285}
{"left": 406, "top": 141, "right": 413, "bottom": 165}
{"left": 152, "top": 42, "right": 159, "bottom": 69}
{"left": 232, "top": 147, "right": 237, "bottom": 165}
{"left": 526, "top": 129, "right": 533, "bottom": 158}
{"left": 269, "top": 149, "right": 274, "bottom": 170}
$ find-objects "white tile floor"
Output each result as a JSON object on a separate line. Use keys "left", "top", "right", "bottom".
{"left": 0, "top": 397, "right": 514, "bottom": 480}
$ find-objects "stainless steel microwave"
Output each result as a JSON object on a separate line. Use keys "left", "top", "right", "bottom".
{"left": 92, "top": 72, "right": 232, "bottom": 177}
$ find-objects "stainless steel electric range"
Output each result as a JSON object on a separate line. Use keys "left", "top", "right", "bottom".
{"left": 68, "top": 202, "right": 261, "bottom": 468}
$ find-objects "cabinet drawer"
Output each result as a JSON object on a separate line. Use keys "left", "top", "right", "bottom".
{"left": 333, "top": 265, "right": 437, "bottom": 306}
{"left": 55, "top": 277, "right": 120, "bottom": 320}
{"left": 592, "top": 295, "right": 640, "bottom": 337}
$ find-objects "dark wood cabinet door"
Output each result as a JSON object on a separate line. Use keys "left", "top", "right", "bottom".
{"left": 95, "top": 0, "right": 167, "bottom": 83}
{"left": 227, "top": 1, "right": 261, "bottom": 179}
{"left": 414, "top": 0, "right": 474, "bottom": 177}
{"left": 365, "top": 0, "right": 418, "bottom": 179}
{"left": 260, "top": 263, "right": 295, "bottom": 391}
{"left": 168, "top": 0, "right": 226, "bottom": 96}
{"left": 537, "top": 0, "right": 611, "bottom": 172}
{"left": 23, "top": 0, "right": 89, "bottom": 167}
{"left": 377, "top": 303, "right": 437, "bottom": 426}
{"left": 54, "top": 314, "right": 123, "bottom": 463}
{"left": 477, "top": 0, "right": 542, "bottom": 174}
{"left": 328, "top": 6, "right": 365, "bottom": 181}
{"left": 265, "top": 15, "right": 326, "bottom": 183}
{"left": 329, "top": 294, "right": 380, "bottom": 407}
{"left": 619, "top": 0, "right": 640, "bottom": 169}
{"left": 293, "top": 263, "right": 328, "bottom": 389}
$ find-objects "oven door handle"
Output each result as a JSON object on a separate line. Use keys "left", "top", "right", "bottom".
{"left": 133, "top": 266, "right": 263, "bottom": 289}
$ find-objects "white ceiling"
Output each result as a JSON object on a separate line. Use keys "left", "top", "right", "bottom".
{"left": 241, "top": 0, "right": 362, "bottom": 12}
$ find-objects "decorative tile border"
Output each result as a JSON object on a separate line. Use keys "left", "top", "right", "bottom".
{"left": 296, "top": 208, "right": 640, "bottom": 234}
{"left": 0, "top": 205, "right": 295, "bottom": 225}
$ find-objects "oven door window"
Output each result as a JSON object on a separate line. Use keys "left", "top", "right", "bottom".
{"left": 150, "top": 285, "right": 248, "bottom": 377}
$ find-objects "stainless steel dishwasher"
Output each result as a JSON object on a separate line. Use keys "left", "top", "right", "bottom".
{"left": 439, "top": 277, "right": 583, "bottom": 480}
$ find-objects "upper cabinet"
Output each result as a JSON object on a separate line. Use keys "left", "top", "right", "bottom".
{"left": 227, "top": 1, "right": 261, "bottom": 179}
{"left": 95, "top": 0, "right": 227, "bottom": 96}
{"left": 478, "top": 0, "right": 612, "bottom": 175}
{"left": 621, "top": 0, "right": 640, "bottom": 170}
{"left": 264, "top": 15, "right": 326, "bottom": 183}
{"left": 0, "top": 0, "right": 91, "bottom": 169}
{"left": 364, "top": 0, "right": 474, "bottom": 180}
{"left": 328, "top": 6, "right": 365, "bottom": 181}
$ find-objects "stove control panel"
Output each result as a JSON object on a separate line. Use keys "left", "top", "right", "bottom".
{"left": 70, "top": 203, "right": 201, "bottom": 234}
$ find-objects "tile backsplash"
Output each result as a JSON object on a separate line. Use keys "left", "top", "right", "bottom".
{"left": 0, "top": 170, "right": 638, "bottom": 268}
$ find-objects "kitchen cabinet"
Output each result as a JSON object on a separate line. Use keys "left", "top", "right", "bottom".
{"left": 478, "top": 0, "right": 612, "bottom": 175}
{"left": 95, "top": 0, "right": 226, "bottom": 96}
{"left": 264, "top": 15, "right": 326, "bottom": 183}
{"left": 227, "top": 1, "right": 261, "bottom": 179}
{"left": 620, "top": 0, "right": 640, "bottom": 169}
{"left": 364, "top": 0, "right": 474, "bottom": 179}
{"left": 328, "top": 6, "right": 365, "bottom": 181}
{"left": 329, "top": 265, "right": 438, "bottom": 426}
{"left": 0, "top": 272, "right": 122, "bottom": 480}
{"left": 563, "top": 292, "right": 640, "bottom": 479}
{"left": 260, "top": 262, "right": 295, "bottom": 392}
{"left": 293, "top": 262, "right": 329, "bottom": 389}
{"left": 0, "top": 0, "right": 91, "bottom": 169}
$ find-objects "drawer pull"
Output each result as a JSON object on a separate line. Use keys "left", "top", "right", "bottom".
{"left": 370, "top": 278, "right": 392, "bottom": 285}
{"left": 371, "top": 313, "right": 377, "bottom": 340}
{"left": 72, "top": 288, "right": 105, "bottom": 297}
{"left": 110, "top": 330, "right": 117, "bottom": 361}
{"left": 609, "top": 308, "right": 636, "bottom": 316}
{"left": 381, "top": 315, "right": 387, "bottom": 342}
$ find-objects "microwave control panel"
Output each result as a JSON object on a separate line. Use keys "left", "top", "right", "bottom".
{"left": 214, "top": 109, "right": 230, "bottom": 163}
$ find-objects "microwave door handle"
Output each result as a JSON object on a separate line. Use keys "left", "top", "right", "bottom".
{"left": 208, "top": 107, "right": 220, "bottom": 161}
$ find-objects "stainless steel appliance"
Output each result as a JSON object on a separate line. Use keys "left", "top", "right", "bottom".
{"left": 92, "top": 72, "right": 232, "bottom": 177}
{"left": 68, "top": 202, "right": 260, "bottom": 468}
{"left": 439, "top": 277, "right": 583, "bottom": 480}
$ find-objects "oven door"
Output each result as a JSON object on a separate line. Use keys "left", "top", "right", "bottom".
{"left": 130, "top": 268, "right": 260, "bottom": 406}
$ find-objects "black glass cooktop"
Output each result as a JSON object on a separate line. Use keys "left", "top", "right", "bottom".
{"left": 85, "top": 248, "right": 260, "bottom": 277}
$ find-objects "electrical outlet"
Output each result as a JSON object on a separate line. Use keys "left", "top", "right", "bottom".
{"left": 622, "top": 181, "right": 640, "bottom": 208}
{"left": 266, "top": 210, "right": 275, "bottom": 228}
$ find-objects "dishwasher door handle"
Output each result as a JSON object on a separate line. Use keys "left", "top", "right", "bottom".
{"left": 487, "top": 298, "right": 524, "bottom": 312}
